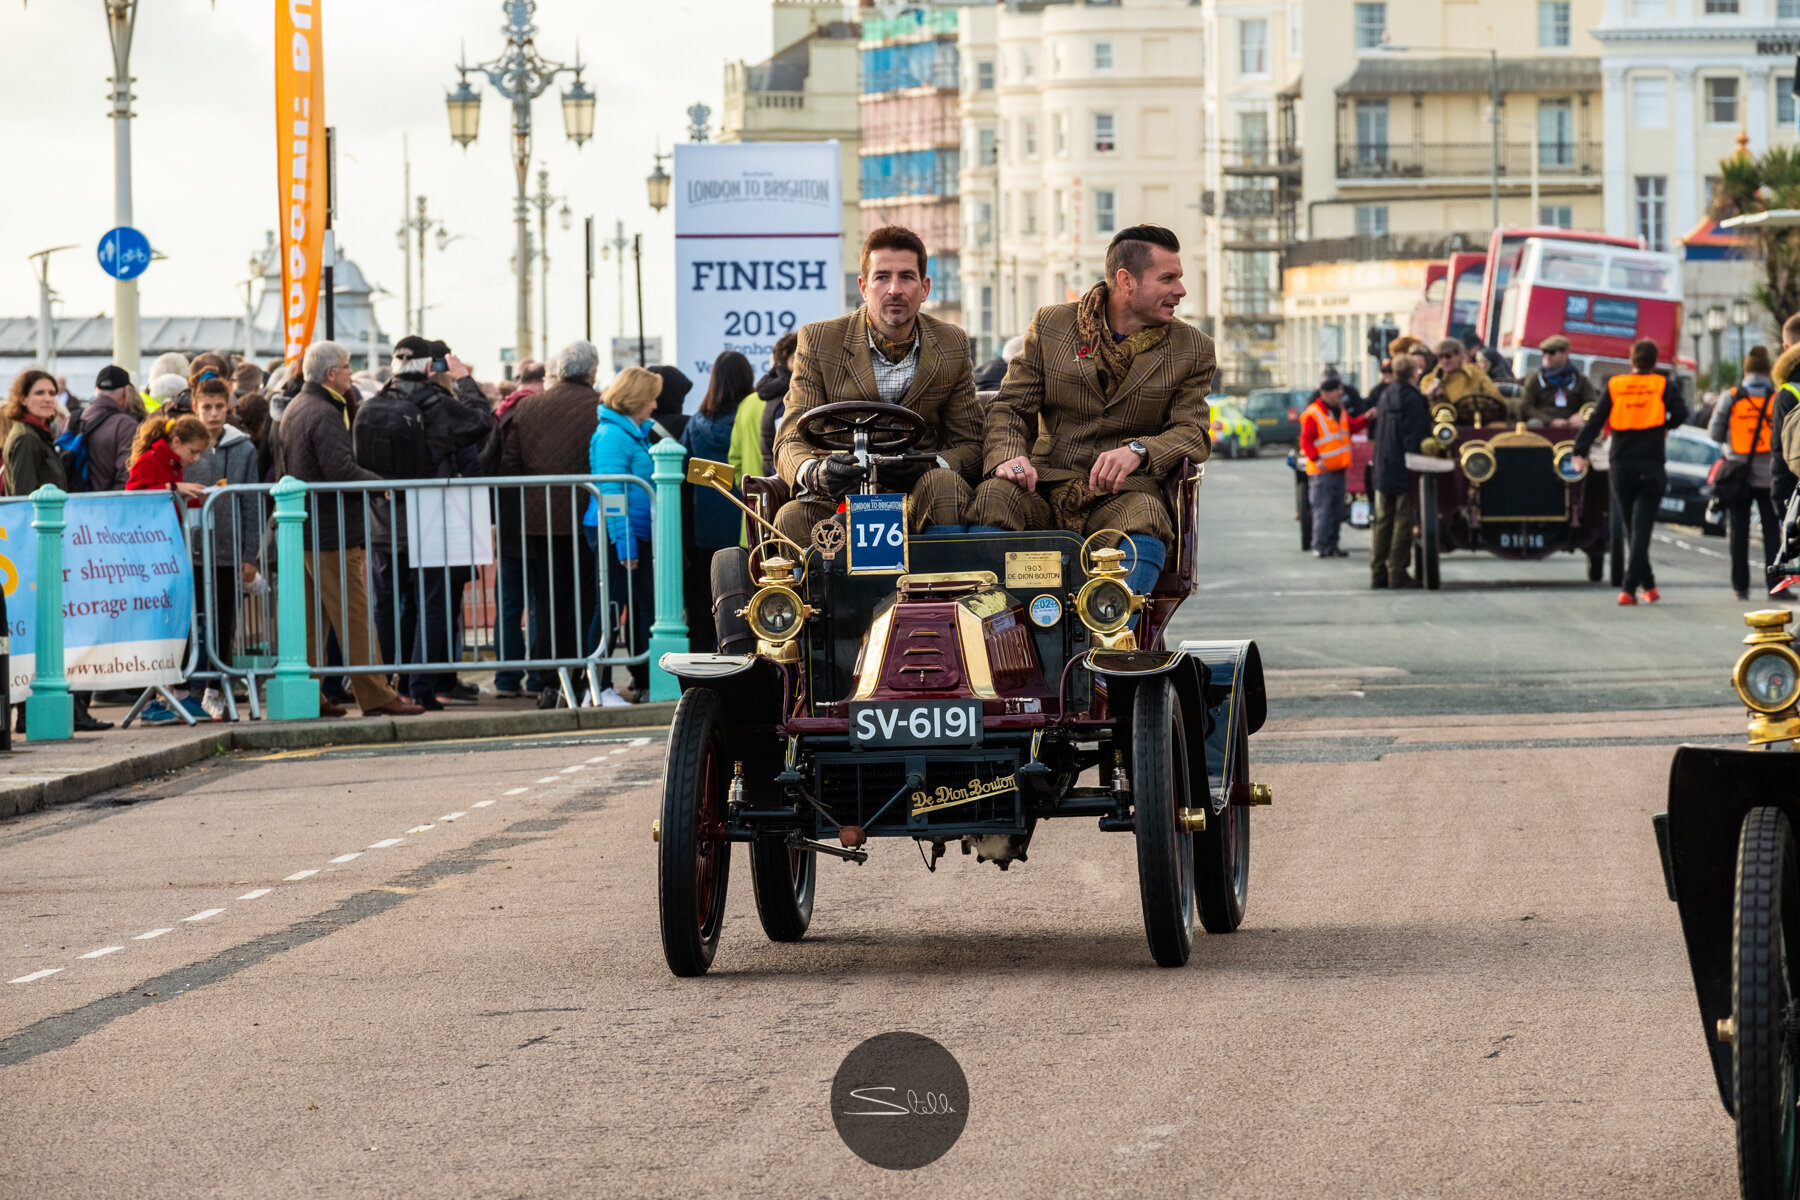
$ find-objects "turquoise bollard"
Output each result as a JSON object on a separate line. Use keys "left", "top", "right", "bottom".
{"left": 24, "top": 484, "right": 72, "bottom": 740}
{"left": 264, "top": 476, "right": 320, "bottom": 720}
{"left": 646, "top": 439, "right": 690, "bottom": 702}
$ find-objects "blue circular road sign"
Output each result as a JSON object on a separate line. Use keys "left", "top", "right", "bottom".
{"left": 97, "top": 226, "right": 152, "bottom": 281}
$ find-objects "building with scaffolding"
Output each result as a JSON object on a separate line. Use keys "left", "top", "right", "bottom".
{"left": 859, "top": 4, "right": 966, "bottom": 326}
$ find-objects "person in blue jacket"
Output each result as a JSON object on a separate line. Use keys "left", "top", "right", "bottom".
{"left": 584, "top": 366, "right": 663, "bottom": 703}
{"left": 678, "top": 351, "right": 756, "bottom": 652}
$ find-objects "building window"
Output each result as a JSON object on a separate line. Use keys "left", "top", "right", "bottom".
{"left": 1053, "top": 112, "right": 1067, "bottom": 155}
{"left": 1054, "top": 189, "right": 1066, "bottom": 235}
{"left": 1355, "top": 99, "right": 1389, "bottom": 166}
{"left": 1094, "top": 112, "right": 1116, "bottom": 153}
{"left": 1095, "top": 189, "right": 1117, "bottom": 234}
{"left": 1355, "top": 205, "right": 1389, "bottom": 237}
{"left": 1093, "top": 41, "right": 1113, "bottom": 72}
{"left": 1632, "top": 76, "right": 1669, "bottom": 129}
{"left": 1632, "top": 0, "right": 1668, "bottom": 13}
{"left": 1539, "top": 204, "right": 1574, "bottom": 228}
{"left": 1288, "top": 0, "right": 1302, "bottom": 56}
{"left": 1353, "top": 3, "right": 1386, "bottom": 50}
{"left": 1240, "top": 110, "right": 1270, "bottom": 162}
{"left": 1635, "top": 175, "right": 1668, "bottom": 251}
{"left": 1538, "top": 99, "right": 1574, "bottom": 167}
{"left": 1704, "top": 0, "right": 1740, "bottom": 11}
{"left": 1783, "top": 0, "right": 1800, "bottom": 16}
{"left": 1706, "top": 77, "right": 1740, "bottom": 124}
{"left": 977, "top": 59, "right": 995, "bottom": 91}
{"left": 1021, "top": 47, "right": 1036, "bottom": 80}
{"left": 1023, "top": 117, "right": 1038, "bottom": 158}
{"left": 1781, "top": 75, "right": 1797, "bottom": 125}
{"left": 980, "top": 285, "right": 994, "bottom": 336}
{"left": 1239, "top": 18, "right": 1269, "bottom": 75}
{"left": 1051, "top": 43, "right": 1063, "bottom": 76}
{"left": 978, "top": 127, "right": 997, "bottom": 167}
{"left": 1538, "top": 1, "right": 1571, "bottom": 47}
{"left": 1022, "top": 191, "right": 1038, "bottom": 235}
{"left": 1025, "top": 275, "right": 1040, "bottom": 313}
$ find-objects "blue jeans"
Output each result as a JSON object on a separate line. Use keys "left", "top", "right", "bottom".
{"left": 493, "top": 551, "right": 539, "bottom": 694}
{"left": 1309, "top": 470, "right": 1347, "bottom": 554}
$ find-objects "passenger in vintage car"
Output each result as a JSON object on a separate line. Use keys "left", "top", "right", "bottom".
{"left": 963, "top": 223, "right": 1215, "bottom": 597}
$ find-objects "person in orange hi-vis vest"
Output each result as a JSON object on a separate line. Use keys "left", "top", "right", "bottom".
{"left": 1572, "top": 338, "right": 1689, "bottom": 605}
{"left": 1708, "top": 343, "right": 1779, "bottom": 599}
{"left": 1300, "top": 376, "right": 1373, "bottom": 558}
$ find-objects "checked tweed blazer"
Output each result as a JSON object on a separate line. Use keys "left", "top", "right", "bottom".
{"left": 773, "top": 307, "right": 984, "bottom": 488}
{"left": 983, "top": 302, "right": 1215, "bottom": 492}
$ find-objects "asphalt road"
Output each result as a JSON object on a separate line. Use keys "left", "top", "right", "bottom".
{"left": 0, "top": 454, "right": 1757, "bottom": 1198}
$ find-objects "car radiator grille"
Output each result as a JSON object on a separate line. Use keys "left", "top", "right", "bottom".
{"left": 1480, "top": 445, "right": 1566, "bottom": 521}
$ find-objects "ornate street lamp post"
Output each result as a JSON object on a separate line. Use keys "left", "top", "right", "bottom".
{"left": 1706, "top": 303, "right": 1729, "bottom": 385}
{"left": 446, "top": 1, "right": 594, "bottom": 366}
{"left": 528, "top": 164, "right": 571, "bottom": 361}
{"left": 1686, "top": 308, "right": 1704, "bottom": 373}
{"left": 1731, "top": 298, "right": 1754, "bottom": 372}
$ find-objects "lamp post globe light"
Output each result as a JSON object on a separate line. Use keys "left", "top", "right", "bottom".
{"left": 1685, "top": 308, "right": 1704, "bottom": 371}
{"left": 446, "top": 0, "right": 595, "bottom": 366}
{"left": 1706, "top": 303, "right": 1729, "bottom": 384}
{"left": 1730, "top": 298, "right": 1754, "bottom": 366}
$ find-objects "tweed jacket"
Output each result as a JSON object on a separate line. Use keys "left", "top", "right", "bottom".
{"left": 773, "top": 307, "right": 983, "bottom": 487}
{"left": 983, "top": 302, "right": 1215, "bottom": 492}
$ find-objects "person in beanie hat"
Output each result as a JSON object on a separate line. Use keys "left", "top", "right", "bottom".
{"left": 649, "top": 365, "right": 693, "bottom": 440}
{"left": 1520, "top": 335, "right": 1596, "bottom": 424}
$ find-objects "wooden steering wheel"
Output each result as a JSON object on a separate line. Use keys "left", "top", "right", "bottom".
{"left": 796, "top": 401, "right": 927, "bottom": 455}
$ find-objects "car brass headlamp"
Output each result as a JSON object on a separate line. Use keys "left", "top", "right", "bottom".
{"left": 1459, "top": 440, "right": 1496, "bottom": 485}
{"left": 1735, "top": 610, "right": 1800, "bottom": 716}
{"left": 1075, "top": 537, "right": 1145, "bottom": 648}
{"left": 1551, "top": 440, "right": 1587, "bottom": 484}
{"left": 740, "top": 555, "right": 814, "bottom": 661}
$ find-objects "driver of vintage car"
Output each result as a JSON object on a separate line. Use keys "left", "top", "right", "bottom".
{"left": 769, "top": 225, "right": 982, "bottom": 544}
{"left": 964, "top": 224, "right": 1214, "bottom": 595}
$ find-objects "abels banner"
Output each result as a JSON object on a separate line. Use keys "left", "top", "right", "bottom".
{"left": 674, "top": 142, "right": 843, "bottom": 408}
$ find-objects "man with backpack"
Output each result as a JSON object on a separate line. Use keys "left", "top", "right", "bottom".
{"left": 356, "top": 336, "right": 494, "bottom": 710}
{"left": 73, "top": 365, "right": 144, "bottom": 492}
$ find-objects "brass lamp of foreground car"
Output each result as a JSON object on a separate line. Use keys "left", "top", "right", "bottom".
{"left": 1075, "top": 538, "right": 1145, "bottom": 651}
{"left": 1458, "top": 440, "right": 1497, "bottom": 485}
{"left": 1551, "top": 440, "right": 1587, "bottom": 484}
{"left": 1733, "top": 610, "right": 1800, "bottom": 742}
{"left": 742, "top": 557, "right": 813, "bottom": 664}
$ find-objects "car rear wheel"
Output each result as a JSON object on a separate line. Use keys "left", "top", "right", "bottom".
{"left": 1415, "top": 475, "right": 1441, "bottom": 590}
{"left": 1296, "top": 470, "right": 1314, "bottom": 552}
{"left": 1586, "top": 548, "right": 1604, "bottom": 583}
{"left": 750, "top": 836, "right": 816, "bottom": 942}
{"left": 658, "top": 687, "right": 733, "bottom": 976}
{"left": 1195, "top": 715, "right": 1249, "bottom": 934}
{"left": 1133, "top": 676, "right": 1196, "bottom": 968}
{"left": 1733, "top": 806, "right": 1800, "bottom": 1200}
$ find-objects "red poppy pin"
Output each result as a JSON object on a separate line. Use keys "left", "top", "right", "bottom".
{"left": 1076, "top": 346, "right": 1092, "bottom": 362}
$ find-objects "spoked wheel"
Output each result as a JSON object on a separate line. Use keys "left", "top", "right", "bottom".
{"left": 1133, "top": 676, "right": 1197, "bottom": 968}
{"left": 1195, "top": 716, "right": 1250, "bottom": 934}
{"left": 750, "top": 836, "right": 816, "bottom": 942}
{"left": 1416, "top": 474, "right": 1441, "bottom": 590}
{"left": 1586, "top": 548, "right": 1604, "bottom": 583}
{"left": 658, "top": 687, "right": 733, "bottom": 976}
{"left": 1733, "top": 806, "right": 1800, "bottom": 1200}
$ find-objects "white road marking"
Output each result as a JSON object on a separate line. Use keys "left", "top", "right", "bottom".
{"left": 10, "top": 968, "right": 63, "bottom": 983}
{"left": 560, "top": 765, "right": 585, "bottom": 774}
{"left": 182, "top": 909, "right": 225, "bottom": 923}
{"left": 472, "top": 800, "right": 495, "bottom": 808}
{"left": 284, "top": 869, "right": 319, "bottom": 881}
{"left": 367, "top": 838, "right": 404, "bottom": 849}
{"left": 78, "top": 946, "right": 123, "bottom": 959}
{"left": 406, "top": 824, "right": 434, "bottom": 834}
{"left": 440, "top": 812, "right": 467, "bottom": 822}
{"left": 238, "top": 888, "right": 272, "bottom": 900}
{"left": 133, "top": 928, "right": 173, "bottom": 940}
{"left": 536, "top": 777, "right": 559, "bottom": 783}
{"left": 504, "top": 787, "right": 529, "bottom": 795}
{"left": 329, "top": 852, "right": 362, "bottom": 864}
{"left": 585, "top": 756, "right": 610, "bottom": 764}
{"left": 627, "top": 737, "right": 650, "bottom": 748}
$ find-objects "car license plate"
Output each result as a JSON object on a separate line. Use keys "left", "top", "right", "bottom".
{"left": 846, "top": 493, "right": 909, "bottom": 574}
{"left": 1659, "top": 496, "right": 1684, "bottom": 513}
{"left": 1255, "top": 417, "right": 1276, "bottom": 426}
{"left": 850, "top": 700, "right": 982, "bottom": 748}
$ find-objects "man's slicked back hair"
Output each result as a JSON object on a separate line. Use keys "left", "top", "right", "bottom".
{"left": 1105, "top": 224, "right": 1181, "bottom": 282}
{"left": 860, "top": 225, "right": 928, "bottom": 278}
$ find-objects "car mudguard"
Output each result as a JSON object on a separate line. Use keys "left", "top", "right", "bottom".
{"left": 1662, "top": 744, "right": 1800, "bottom": 1115}
{"left": 1178, "top": 640, "right": 1267, "bottom": 735}
{"left": 656, "top": 653, "right": 784, "bottom": 728}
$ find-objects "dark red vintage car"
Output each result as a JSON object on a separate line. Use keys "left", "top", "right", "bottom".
{"left": 654, "top": 400, "right": 1268, "bottom": 976}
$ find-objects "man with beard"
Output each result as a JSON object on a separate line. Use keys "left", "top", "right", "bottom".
{"left": 964, "top": 223, "right": 1214, "bottom": 596}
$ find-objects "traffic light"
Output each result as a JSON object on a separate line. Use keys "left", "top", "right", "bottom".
{"left": 1368, "top": 323, "right": 1400, "bottom": 360}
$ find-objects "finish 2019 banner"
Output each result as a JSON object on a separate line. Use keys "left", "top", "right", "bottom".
{"left": 3, "top": 495, "right": 192, "bottom": 703}
{"left": 674, "top": 142, "right": 843, "bottom": 408}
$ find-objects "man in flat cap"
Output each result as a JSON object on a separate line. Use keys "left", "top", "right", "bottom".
{"left": 1520, "top": 335, "right": 1596, "bottom": 425}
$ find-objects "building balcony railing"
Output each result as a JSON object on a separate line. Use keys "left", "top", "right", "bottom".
{"left": 1336, "top": 140, "right": 1602, "bottom": 181}
{"left": 1281, "top": 232, "right": 1484, "bottom": 271}
{"left": 1218, "top": 139, "right": 1303, "bottom": 177}
{"left": 751, "top": 92, "right": 806, "bottom": 110}
{"left": 1220, "top": 287, "right": 1281, "bottom": 320}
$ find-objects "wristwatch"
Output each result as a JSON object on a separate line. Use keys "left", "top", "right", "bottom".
{"left": 1127, "top": 440, "right": 1149, "bottom": 464}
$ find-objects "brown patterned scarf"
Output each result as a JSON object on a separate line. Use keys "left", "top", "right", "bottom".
{"left": 1075, "top": 282, "right": 1168, "bottom": 399}
{"left": 865, "top": 312, "right": 917, "bottom": 365}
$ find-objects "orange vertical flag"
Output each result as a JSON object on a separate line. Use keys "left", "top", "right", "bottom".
{"left": 275, "top": 0, "right": 327, "bottom": 366}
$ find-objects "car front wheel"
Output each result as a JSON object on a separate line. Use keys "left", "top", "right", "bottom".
{"left": 658, "top": 687, "right": 733, "bottom": 976}
{"left": 1133, "top": 676, "right": 1197, "bottom": 968}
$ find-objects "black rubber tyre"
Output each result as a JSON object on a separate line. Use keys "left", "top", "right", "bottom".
{"left": 1417, "top": 475, "right": 1442, "bottom": 590}
{"left": 1196, "top": 715, "right": 1250, "bottom": 934}
{"left": 710, "top": 548, "right": 755, "bottom": 656}
{"left": 1586, "top": 548, "right": 1604, "bottom": 583}
{"left": 1733, "top": 806, "right": 1800, "bottom": 1200}
{"left": 658, "top": 687, "right": 733, "bottom": 976}
{"left": 1133, "top": 676, "right": 1196, "bottom": 968}
{"left": 750, "top": 836, "right": 816, "bottom": 942}
{"left": 1297, "top": 471, "right": 1314, "bottom": 552}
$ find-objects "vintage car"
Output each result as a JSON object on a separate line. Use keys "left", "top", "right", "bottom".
{"left": 1406, "top": 401, "right": 1613, "bottom": 589}
{"left": 653, "top": 400, "right": 1269, "bottom": 976}
{"left": 1657, "top": 607, "right": 1800, "bottom": 1199}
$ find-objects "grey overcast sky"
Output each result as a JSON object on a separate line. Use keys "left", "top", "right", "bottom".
{"left": 0, "top": 0, "right": 775, "bottom": 379}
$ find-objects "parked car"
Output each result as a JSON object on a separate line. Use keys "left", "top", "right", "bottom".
{"left": 1207, "top": 398, "right": 1260, "bottom": 459}
{"left": 1243, "top": 388, "right": 1306, "bottom": 446}
{"left": 1659, "top": 425, "right": 1725, "bottom": 537}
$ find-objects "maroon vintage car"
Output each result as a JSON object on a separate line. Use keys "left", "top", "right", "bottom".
{"left": 655, "top": 400, "right": 1269, "bottom": 976}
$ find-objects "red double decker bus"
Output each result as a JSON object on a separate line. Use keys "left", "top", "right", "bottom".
{"left": 1492, "top": 237, "right": 1685, "bottom": 384}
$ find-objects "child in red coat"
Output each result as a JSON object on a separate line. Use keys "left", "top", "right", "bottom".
{"left": 125, "top": 413, "right": 210, "bottom": 505}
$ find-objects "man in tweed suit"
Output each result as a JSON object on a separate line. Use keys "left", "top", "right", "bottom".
{"left": 771, "top": 225, "right": 982, "bottom": 544}
{"left": 966, "top": 224, "right": 1213, "bottom": 594}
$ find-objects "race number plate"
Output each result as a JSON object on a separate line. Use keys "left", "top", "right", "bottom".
{"left": 849, "top": 700, "right": 982, "bottom": 748}
{"left": 846, "top": 493, "right": 909, "bottom": 575}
